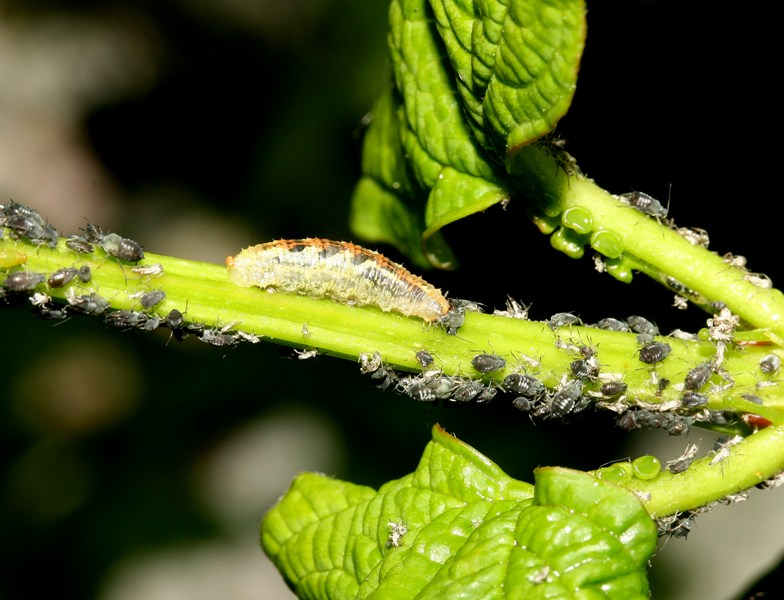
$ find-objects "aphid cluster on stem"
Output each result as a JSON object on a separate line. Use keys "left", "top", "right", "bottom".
{"left": 616, "top": 407, "right": 692, "bottom": 436}
{"left": 0, "top": 201, "right": 58, "bottom": 247}
{"left": 73, "top": 222, "right": 145, "bottom": 262}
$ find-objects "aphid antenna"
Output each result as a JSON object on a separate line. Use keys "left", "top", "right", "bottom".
{"left": 596, "top": 456, "right": 633, "bottom": 470}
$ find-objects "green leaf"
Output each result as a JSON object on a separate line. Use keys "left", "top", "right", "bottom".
{"left": 349, "top": 90, "right": 458, "bottom": 269}
{"left": 261, "top": 425, "right": 656, "bottom": 599}
{"left": 351, "top": 0, "right": 586, "bottom": 268}
{"left": 430, "top": 0, "right": 587, "bottom": 160}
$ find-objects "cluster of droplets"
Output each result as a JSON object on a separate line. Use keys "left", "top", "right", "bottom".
{"left": 590, "top": 433, "right": 784, "bottom": 540}
{"left": 540, "top": 186, "right": 778, "bottom": 305}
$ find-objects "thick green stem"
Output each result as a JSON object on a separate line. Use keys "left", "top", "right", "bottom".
{"left": 625, "top": 425, "right": 784, "bottom": 517}
{"left": 5, "top": 227, "right": 784, "bottom": 519}
{"left": 510, "top": 144, "right": 784, "bottom": 341}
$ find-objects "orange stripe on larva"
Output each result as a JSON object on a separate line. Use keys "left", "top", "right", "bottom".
{"left": 225, "top": 238, "right": 450, "bottom": 322}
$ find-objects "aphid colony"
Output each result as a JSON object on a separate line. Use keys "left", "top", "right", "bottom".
{"left": 355, "top": 300, "right": 782, "bottom": 437}
{"left": 0, "top": 202, "right": 255, "bottom": 348}
{"left": 4, "top": 204, "right": 780, "bottom": 435}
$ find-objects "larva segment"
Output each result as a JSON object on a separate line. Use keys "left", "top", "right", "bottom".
{"left": 226, "top": 238, "right": 450, "bottom": 322}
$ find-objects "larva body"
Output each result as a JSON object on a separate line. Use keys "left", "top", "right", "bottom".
{"left": 226, "top": 238, "right": 450, "bottom": 323}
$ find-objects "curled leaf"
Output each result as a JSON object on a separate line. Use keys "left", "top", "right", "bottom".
{"left": 351, "top": 0, "right": 586, "bottom": 267}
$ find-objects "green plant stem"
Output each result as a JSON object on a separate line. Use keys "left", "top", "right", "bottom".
{"left": 3, "top": 232, "right": 783, "bottom": 413}
{"left": 510, "top": 145, "right": 784, "bottom": 341}
{"left": 624, "top": 425, "right": 784, "bottom": 517}
{"left": 5, "top": 230, "right": 784, "bottom": 519}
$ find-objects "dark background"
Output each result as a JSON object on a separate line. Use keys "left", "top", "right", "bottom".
{"left": 1, "top": 1, "right": 781, "bottom": 599}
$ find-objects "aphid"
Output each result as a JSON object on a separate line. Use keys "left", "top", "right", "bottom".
{"left": 101, "top": 233, "right": 145, "bottom": 262}
{"left": 0, "top": 202, "right": 58, "bottom": 247}
{"left": 141, "top": 315, "right": 161, "bottom": 332}
{"left": 164, "top": 308, "right": 184, "bottom": 329}
{"left": 657, "top": 511, "right": 695, "bottom": 539}
{"left": 3, "top": 271, "right": 46, "bottom": 291}
{"left": 29, "top": 291, "right": 51, "bottom": 307}
{"left": 710, "top": 435, "right": 743, "bottom": 466}
{"left": 667, "top": 443, "right": 699, "bottom": 474}
{"left": 745, "top": 272, "right": 773, "bottom": 289}
{"left": 451, "top": 380, "right": 486, "bottom": 403}
{"left": 359, "top": 351, "right": 397, "bottom": 391}
{"left": 78, "top": 265, "right": 92, "bottom": 283}
{"left": 707, "top": 307, "right": 739, "bottom": 344}
{"left": 759, "top": 354, "right": 781, "bottom": 375}
{"left": 132, "top": 263, "right": 164, "bottom": 277}
{"left": 600, "top": 381, "right": 627, "bottom": 398}
{"left": 740, "top": 393, "right": 763, "bottom": 405}
{"left": 448, "top": 298, "right": 484, "bottom": 313}
{"left": 476, "top": 386, "right": 497, "bottom": 403}
{"left": 618, "top": 191, "right": 668, "bottom": 219}
{"left": 226, "top": 238, "right": 450, "bottom": 324}
{"left": 234, "top": 331, "right": 260, "bottom": 344}
{"left": 722, "top": 253, "right": 747, "bottom": 269}
{"left": 105, "top": 310, "right": 148, "bottom": 329}
{"left": 684, "top": 362, "right": 713, "bottom": 391}
{"left": 200, "top": 329, "right": 237, "bottom": 347}
{"left": 66, "top": 237, "right": 94, "bottom": 254}
{"left": 570, "top": 358, "right": 599, "bottom": 381}
{"left": 666, "top": 416, "right": 691, "bottom": 436}
{"left": 550, "top": 379, "right": 583, "bottom": 417}
{"left": 386, "top": 521, "right": 407, "bottom": 548}
{"left": 493, "top": 296, "right": 530, "bottom": 320}
{"left": 502, "top": 373, "right": 545, "bottom": 398}
{"left": 616, "top": 409, "right": 645, "bottom": 431}
{"left": 66, "top": 289, "right": 110, "bottom": 314}
{"left": 671, "top": 295, "right": 689, "bottom": 310}
{"left": 38, "top": 304, "right": 68, "bottom": 320}
{"left": 440, "top": 306, "right": 465, "bottom": 335}
{"left": 680, "top": 391, "right": 708, "bottom": 409}
{"left": 706, "top": 410, "right": 737, "bottom": 426}
{"left": 415, "top": 350, "right": 434, "bottom": 368}
{"left": 757, "top": 471, "right": 784, "bottom": 490}
{"left": 185, "top": 322, "right": 205, "bottom": 335}
{"left": 47, "top": 267, "right": 78, "bottom": 288}
{"left": 665, "top": 277, "right": 693, "bottom": 297}
{"left": 638, "top": 341, "right": 671, "bottom": 365}
{"left": 471, "top": 353, "right": 506, "bottom": 374}
{"left": 400, "top": 372, "right": 456, "bottom": 402}
{"left": 656, "top": 377, "right": 671, "bottom": 397}
{"left": 627, "top": 315, "right": 659, "bottom": 336}
{"left": 139, "top": 290, "right": 166, "bottom": 309}
{"left": 669, "top": 329, "right": 699, "bottom": 341}
{"left": 80, "top": 222, "right": 105, "bottom": 243}
{"left": 645, "top": 412, "right": 672, "bottom": 429}
{"left": 547, "top": 312, "right": 582, "bottom": 329}
{"left": 294, "top": 348, "right": 319, "bottom": 360}
{"left": 512, "top": 397, "right": 534, "bottom": 412}
{"left": 595, "top": 317, "right": 630, "bottom": 332}
{"left": 675, "top": 227, "right": 710, "bottom": 248}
